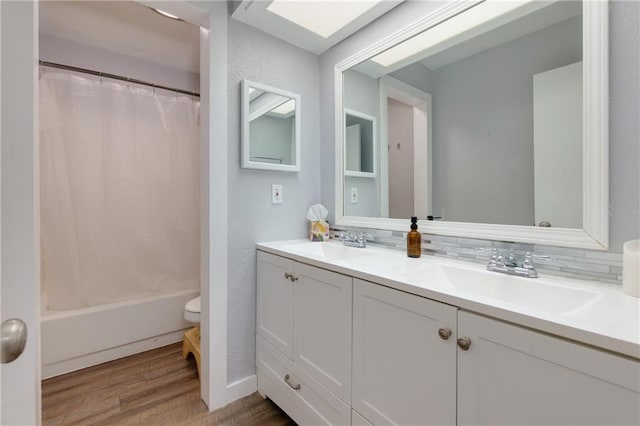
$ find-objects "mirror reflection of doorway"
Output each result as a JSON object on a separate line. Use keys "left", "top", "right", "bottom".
{"left": 387, "top": 98, "right": 415, "bottom": 219}
{"left": 380, "top": 76, "right": 431, "bottom": 220}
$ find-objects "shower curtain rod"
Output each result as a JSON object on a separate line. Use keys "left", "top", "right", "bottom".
{"left": 39, "top": 60, "right": 200, "bottom": 98}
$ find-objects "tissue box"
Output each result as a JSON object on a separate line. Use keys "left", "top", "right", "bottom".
{"left": 310, "top": 220, "right": 330, "bottom": 241}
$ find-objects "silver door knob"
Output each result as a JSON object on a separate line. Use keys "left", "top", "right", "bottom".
{"left": 2, "top": 319, "right": 27, "bottom": 363}
{"left": 438, "top": 327, "right": 452, "bottom": 340}
{"left": 457, "top": 336, "right": 471, "bottom": 351}
{"left": 284, "top": 272, "right": 293, "bottom": 280}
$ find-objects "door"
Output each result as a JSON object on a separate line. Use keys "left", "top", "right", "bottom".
{"left": 293, "top": 262, "right": 352, "bottom": 402}
{"left": 256, "top": 251, "right": 295, "bottom": 359}
{"left": 1, "top": 1, "right": 41, "bottom": 424}
{"left": 457, "top": 311, "right": 640, "bottom": 425}
{"left": 352, "top": 279, "right": 457, "bottom": 425}
{"left": 533, "top": 61, "right": 582, "bottom": 228}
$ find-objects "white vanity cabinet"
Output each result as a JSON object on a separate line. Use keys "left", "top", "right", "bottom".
{"left": 256, "top": 246, "right": 640, "bottom": 426}
{"left": 256, "top": 251, "right": 353, "bottom": 425}
{"left": 352, "top": 279, "right": 458, "bottom": 426}
{"left": 457, "top": 311, "right": 640, "bottom": 425}
{"left": 352, "top": 281, "right": 640, "bottom": 426}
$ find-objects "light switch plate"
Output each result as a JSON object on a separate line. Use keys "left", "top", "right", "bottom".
{"left": 351, "top": 187, "right": 359, "bottom": 204}
{"left": 272, "top": 184, "right": 283, "bottom": 204}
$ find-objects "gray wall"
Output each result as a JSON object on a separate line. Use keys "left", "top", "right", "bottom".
{"left": 343, "top": 69, "right": 380, "bottom": 217}
{"left": 321, "top": 0, "right": 639, "bottom": 252}
{"left": 609, "top": 0, "right": 640, "bottom": 253}
{"left": 428, "top": 16, "right": 581, "bottom": 226}
{"left": 40, "top": 33, "right": 200, "bottom": 93}
{"left": 227, "top": 20, "right": 320, "bottom": 383}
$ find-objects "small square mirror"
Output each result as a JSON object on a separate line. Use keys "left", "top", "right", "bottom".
{"left": 241, "top": 80, "right": 301, "bottom": 172}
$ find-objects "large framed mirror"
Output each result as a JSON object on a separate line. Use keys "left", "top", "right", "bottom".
{"left": 241, "top": 79, "right": 301, "bottom": 172}
{"left": 335, "top": 0, "right": 608, "bottom": 249}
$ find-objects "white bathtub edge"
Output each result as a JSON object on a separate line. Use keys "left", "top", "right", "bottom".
{"left": 42, "top": 329, "right": 188, "bottom": 379}
{"left": 41, "top": 289, "right": 199, "bottom": 377}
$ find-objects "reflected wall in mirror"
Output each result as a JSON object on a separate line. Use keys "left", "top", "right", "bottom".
{"left": 343, "top": 0, "right": 584, "bottom": 228}
{"left": 241, "top": 80, "right": 301, "bottom": 172}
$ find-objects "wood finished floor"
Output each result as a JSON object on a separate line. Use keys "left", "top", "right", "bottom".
{"left": 42, "top": 343, "right": 296, "bottom": 425}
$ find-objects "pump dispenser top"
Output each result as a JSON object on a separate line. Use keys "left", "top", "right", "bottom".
{"left": 407, "top": 216, "right": 421, "bottom": 258}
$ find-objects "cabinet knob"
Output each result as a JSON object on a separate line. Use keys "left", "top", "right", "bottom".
{"left": 457, "top": 337, "right": 472, "bottom": 351}
{"left": 284, "top": 272, "right": 298, "bottom": 282}
{"left": 438, "top": 327, "right": 452, "bottom": 340}
{"left": 284, "top": 373, "right": 301, "bottom": 390}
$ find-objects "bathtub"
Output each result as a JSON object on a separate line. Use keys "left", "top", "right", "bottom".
{"left": 41, "top": 289, "right": 199, "bottom": 379}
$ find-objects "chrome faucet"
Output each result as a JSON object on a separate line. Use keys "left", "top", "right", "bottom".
{"left": 484, "top": 248, "right": 549, "bottom": 278}
{"left": 336, "top": 232, "right": 367, "bottom": 248}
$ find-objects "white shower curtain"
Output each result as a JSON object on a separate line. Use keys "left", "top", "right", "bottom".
{"left": 40, "top": 70, "right": 200, "bottom": 310}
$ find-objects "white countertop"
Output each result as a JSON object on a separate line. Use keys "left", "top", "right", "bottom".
{"left": 257, "top": 239, "right": 640, "bottom": 359}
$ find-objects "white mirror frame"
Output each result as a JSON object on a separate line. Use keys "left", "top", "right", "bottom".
{"left": 334, "top": 0, "right": 609, "bottom": 250}
{"left": 241, "top": 79, "right": 301, "bottom": 172}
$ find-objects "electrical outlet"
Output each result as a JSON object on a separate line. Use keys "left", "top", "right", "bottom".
{"left": 272, "top": 184, "right": 283, "bottom": 204}
{"left": 351, "top": 187, "right": 359, "bottom": 204}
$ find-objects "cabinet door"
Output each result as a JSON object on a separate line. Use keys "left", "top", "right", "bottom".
{"left": 294, "top": 262, "right": 352, "bottom": 403}
{"left": 257, "top": 251, "right": 295, "bottom": 359}
{"left": 457, "top": 311, "right": 640, "bottom": 425}
{"left": 352, "top": 279, "right": 457, "bottom": 425}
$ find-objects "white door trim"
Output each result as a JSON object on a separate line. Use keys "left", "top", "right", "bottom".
{"left": 133, "top": 1, "right": 232, "bottom": 411}
{"left": 1, "top": 1, "right": 41, "bottom": 423}
{"left": 190, "top": 2, "right": 231, "bottom": 411}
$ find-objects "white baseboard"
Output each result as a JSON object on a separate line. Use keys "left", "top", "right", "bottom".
{"left": 42, "top": 330, "right": 186, "bottom": 379}
{"left": 226, "top": 374, "right": 258, "bottom": 404}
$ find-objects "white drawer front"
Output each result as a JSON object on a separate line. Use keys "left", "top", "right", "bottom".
{"left": 258, "top": 335, "right": 351, "bottom": 426}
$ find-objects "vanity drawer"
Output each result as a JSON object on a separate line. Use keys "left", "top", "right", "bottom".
{"left": 257, "top": 335, "right": 351, "bottom": 426}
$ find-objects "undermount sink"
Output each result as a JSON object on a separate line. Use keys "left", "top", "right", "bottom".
{"left": 403, "top": 264, "right": 602, "bottom": 315}
{"left": 284, "top": 241, "right": 376, "bottom": 261}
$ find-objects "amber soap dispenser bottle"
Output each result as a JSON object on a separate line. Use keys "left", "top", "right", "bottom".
{"left": 407, "top": 216, "right": 421, "bottom": 258}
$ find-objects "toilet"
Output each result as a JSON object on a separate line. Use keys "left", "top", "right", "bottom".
{"left": 184, "top": 296, "right": 201, "bottom": 324}
{"left": 182, "top": 296, "right": 201, "bottom": 376}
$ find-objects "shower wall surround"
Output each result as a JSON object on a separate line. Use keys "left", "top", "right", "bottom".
{"left": 40, "top": 34, "right": 200, "bottom": 93}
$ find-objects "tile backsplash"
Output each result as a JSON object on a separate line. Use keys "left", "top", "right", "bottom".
{"left": 331, "top": 226, "right": 622, "bottom": 284}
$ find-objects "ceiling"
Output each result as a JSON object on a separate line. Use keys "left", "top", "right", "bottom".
{"left": 39, "top": 1, "right": 200, "bottom": 74}
{"left": 231, "top": 0, "right": 403, "bottom": 55}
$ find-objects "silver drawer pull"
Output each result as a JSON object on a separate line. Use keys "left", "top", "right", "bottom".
{"left": 290, "top": 274, "right": 299, "bottom": 282}
{"left": 284, "top": 373, "right": 301, "bottom": 390}
{"left": 457, "top": 336, "right": 472, "bottom": 351}
{"left": 438, "top": 327, "right": 452, "bottom": 340}
{"left": 284, "top": 272, "right": 292, "bottom": 280}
